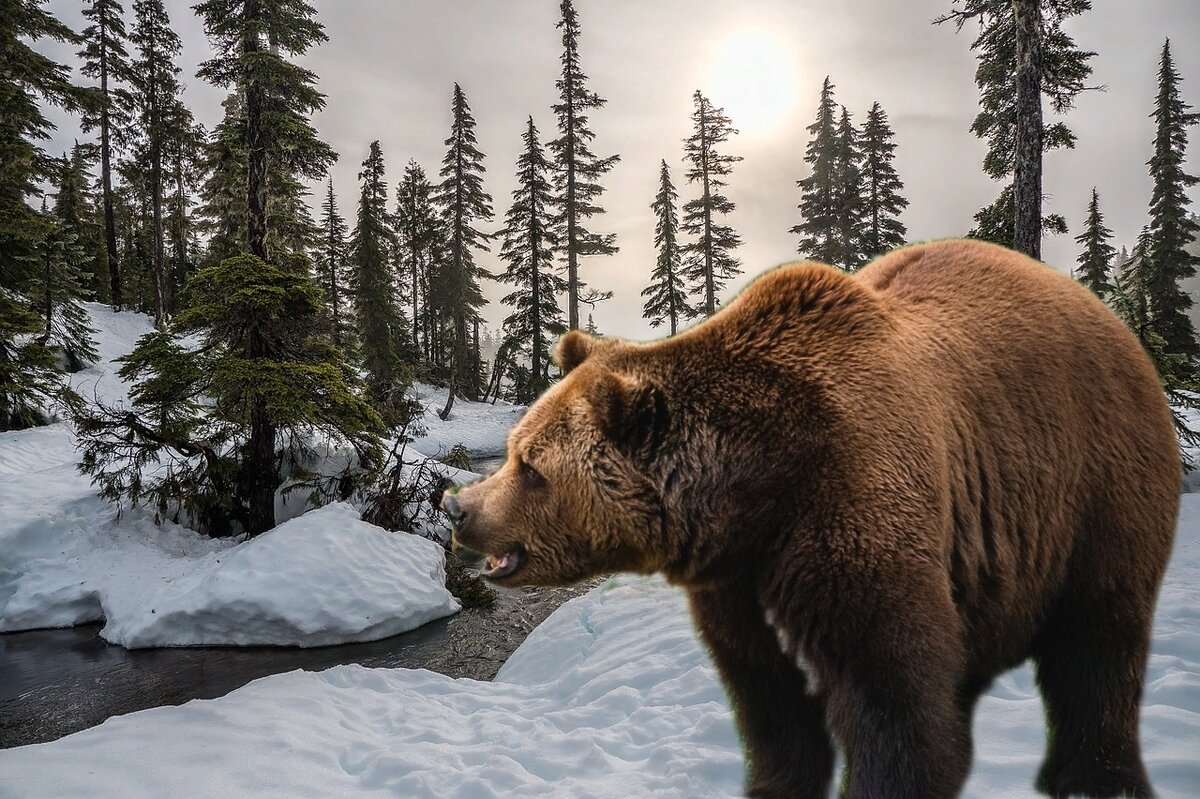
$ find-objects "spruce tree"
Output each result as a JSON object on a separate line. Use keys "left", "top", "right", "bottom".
{"left": 1073, "top": 188, "right": 1115, "bottom": 298}
{"left": 498, "top": 117, "right": 566, "bottom": 402}
{"left": 128, "top": 0, "right": 186, "bottom": 326}
{"left": 550, "top": 0, "right": 619, "bottom": 330}
{"left": 1139, "top": 39, "right": 1200, "bottom": 370}
{"left": 80, "top": 0, "right": 133, "bottom": 309}
{"left": 833, "top": 106, "right": 867, "bottom": 270}
{"left": 432, "top": 83, "right": 493, "bottom": 415}
{"left": 859, "top": 101, "right": 909, "bottom": 260}
{"left": 792, "top": 77, "right": 841, "bottom": 264}
{"left": 74, "top": 255, "right": 384, "bottom": 536}
{"left": 194, "top": 0, "right": 336, "bottom": 263}
{"left": 396, "top": 160, "right": 441, "bottom": 364}
{"left": 349, "top": 141, "right": 414, "bottom": 417}
{"left": 318, "top": 178, "right": 351, "bottom": 351}
{"left": 642, "top": 159, "right": 691, "bottom": 334}
{"left": 937, "top": 0, "right": 1094, "bottom": 255}
{"left": 164, "top": 114, "right": 204, "bottom": 311}
{"left": 35, "top": 193, "right": 99, "bottom": 372}
{"left": 55, "top": 145, "right": 108, "bottom": 302}
{"left": 0, "top": 0, "right": 89, "bottom": 430}
{"left": 681, "top": 90, "right": 743, "bottom": 316}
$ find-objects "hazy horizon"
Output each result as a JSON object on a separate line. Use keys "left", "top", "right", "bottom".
{"left": 38, "top": 0, "right": 1200, "bottom": 340}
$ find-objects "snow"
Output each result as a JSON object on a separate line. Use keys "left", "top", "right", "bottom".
{"left": 3, "top": 500, "right": 1199, "bottom": 797}
{"left": 409, "top": 382, "right": 524, "bottom": 458}
{"left": 0, "top": 304, "right": 461, "bottom": 647}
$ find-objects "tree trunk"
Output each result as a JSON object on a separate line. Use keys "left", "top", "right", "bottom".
{"left": 99, "top": 15, "right": 122, "bottom": 310}
{"left": 439, "top": 366, "right": 456, "bottom": 421}
{"left": 243, "top": 0, "right": 269, "bottom": 262}
{"left": 1012, "top": 0, "right": 1044, "bottom": 260}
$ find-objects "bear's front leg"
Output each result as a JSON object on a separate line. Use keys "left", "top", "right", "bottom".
{"left": 688, "top": 585, "right": 835, "bottom": 799}
{"left": 814, "top": 575, "right": 974, "bottom": 799}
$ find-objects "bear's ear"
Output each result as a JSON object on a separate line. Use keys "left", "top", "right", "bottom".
{"left": 556, "top": 330, "right": 598, "bottom": 375}
{"left": 588, "top": 371, "right": 670, "bottom": 455}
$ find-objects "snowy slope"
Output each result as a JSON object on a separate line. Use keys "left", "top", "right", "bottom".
{"left": 0, "top": 304, "right": 460, "bottom": 646}
{"left": 2, "top": 500, "right": 1198, "bottom": 798}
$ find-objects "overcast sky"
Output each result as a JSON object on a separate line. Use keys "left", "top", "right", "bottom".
{"left": 40, "top": 0, "right": 1200, "bottom": 340}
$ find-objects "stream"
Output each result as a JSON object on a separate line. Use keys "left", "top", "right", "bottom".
{"left": 0, "top": 449, "right": 601, "bottom": 752}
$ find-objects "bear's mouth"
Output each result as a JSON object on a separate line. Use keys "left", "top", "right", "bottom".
{"left": 481, "top": 546, "right": 525, "bottom": 580}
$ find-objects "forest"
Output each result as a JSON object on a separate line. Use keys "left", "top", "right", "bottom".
{"left": 1, "top": 0, "right": 1198, "bottom": 540}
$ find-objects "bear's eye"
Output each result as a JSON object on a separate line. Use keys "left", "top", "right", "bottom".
{"left": 520, "top": 461, "right": 547, "bottom": 489}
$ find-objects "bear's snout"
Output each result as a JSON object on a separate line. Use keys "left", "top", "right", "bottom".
{"left": 441, "top": 493, "right": 467, "bottom": 527}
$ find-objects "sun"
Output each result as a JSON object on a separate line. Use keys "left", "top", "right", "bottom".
{"left": 705, "top": 28, "right": 800, "bottom": 139}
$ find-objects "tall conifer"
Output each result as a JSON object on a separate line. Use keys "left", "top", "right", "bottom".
{"left": 642, "top": 160, "right": 691, "bottom": 334}
{"left": 318, "top": 178, "right": 351, "bottom": 351}
{"left": 1073, "top": 188, "right": 1115, "bottom": 298}
{"left": 792, "top": 77, "right": 841, "bottom": 264}
{"left": 396, "top": 161, "right": 441, "bottom": 364}
{"left": 833, "top": 106, "right": 867, "bottom": 270}
{"left": 859, "top": 101, "right": 909, "bottom": 259}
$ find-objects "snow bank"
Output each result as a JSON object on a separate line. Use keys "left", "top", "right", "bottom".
{"left": 0, "top": 304, "right": 461, "bottom": 647}
{"left": 100, "top": 503, "right": 459, "bottom": 648}
{"left": 3, "top": 496, "right": 1198, "bottom": 797}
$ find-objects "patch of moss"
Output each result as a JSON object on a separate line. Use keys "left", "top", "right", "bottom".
{"left": 444, "top": 552, "right": 496, "bottom": 608}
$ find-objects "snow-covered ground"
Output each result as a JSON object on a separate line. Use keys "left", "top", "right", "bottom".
{"left": 2, "top": 499, "right": 1198, "bottom": 797}
{"left": 0, "top": 304, "right": 498, "bottom": 645}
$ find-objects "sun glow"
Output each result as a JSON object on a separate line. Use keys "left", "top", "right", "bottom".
{"left": 706, "top": 28, "right": 800, "bottom": 139}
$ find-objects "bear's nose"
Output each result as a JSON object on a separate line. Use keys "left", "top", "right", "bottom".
{"left": 442, "top": 493, "right": 468, "bottom": 527}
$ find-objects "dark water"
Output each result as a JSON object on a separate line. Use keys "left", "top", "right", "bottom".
{"left": 0, "top": 616, "right": 452, "bottom": 749}
{"left": 471, "top": 454, "right": 506, "bottom": 474}
{"left": 0, "top": 580, "right": 596, "bottom": 750}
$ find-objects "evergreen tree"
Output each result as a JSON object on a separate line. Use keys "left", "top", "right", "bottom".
{"left": 35, "top": 193, "right": 99, "bottom": 372}
{"left": 550, "top": 0, "right": 619, "bottom": 330}
{"left": 55, "top": 145, "right": 108, "bottom": 301}
{"left": 163, "top": 115, "right": 204, "bottom": 311}
{"left": 396, "top": 160, "right": 441, "bottom": 364}
{"left": 128, "top": 0, "right": 186, "bottom": 326}
{"left": 74, "top": 255, "right": 383, "bottom": 536}
{"left": 80, "top": 0, "right": 133, "bottom": 309}
{"left": 833, "top": 105, "right": 867, "bottom": 270}
{"left": 194, "top": 0, "right": 336, "bottom": 263}
{"left": 1139, "top": 39, "right": 1200, "bottom": 370}
{"left": 584, "top": 313, "right": 600, "bottom": 336}
{"left": 1073, "top": 188, "right": 1115, "bottom": 298}
{"left": 498, "top": 117, "right": 566, "bottom": 402}
{"left": 859, "top": 101, "right": 909, "bottom": 260}
{"left": 937, "top": 0, "right": 1094, "bottom": 255}
{"left": 642, "top": 159, "right": 691, "bottom": 334}
{"left": 681, "top": 90, "right": 743, "bottom": 316}
{"left": 432, "top": 83, "right": 493, "bottom": 414}
{"left": 349, "top": 141, "right": 414, "bottom": 418}
{"left": 792, "top": 77, "right": 841, "bottom": 264}
{"left": 318, "top": 178, "right": 351, "bottom": 351}
{"left": 0, "top": 0, "right": 89, "bottom": 431}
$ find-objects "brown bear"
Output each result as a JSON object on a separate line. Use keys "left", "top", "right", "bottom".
{"left": 443, "top": 239, "right": 1179, "bottom": 799}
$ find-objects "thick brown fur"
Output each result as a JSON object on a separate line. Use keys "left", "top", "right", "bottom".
{"left": 447, "top": 240, "right": 1179, "bottom": 799}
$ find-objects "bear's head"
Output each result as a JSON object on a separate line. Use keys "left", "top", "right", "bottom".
{"left": 442, "top": 330, "right": 678, "bottom": 587}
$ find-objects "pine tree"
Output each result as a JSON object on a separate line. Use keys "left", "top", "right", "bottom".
{"left": 163, "top": 115, "right": 204, "bottom": 311}
{"left": 55, "top": 145, "right": 108, "bottom": 302}
{"left": 937, "top": 0, "right": 1095, "bottom": 255}
{"left": 80, "top": 0, "right": 133, "bottom": 309}
{"left": 396, "top": 160, "right": 441, "bottom": 364}
{"left": 584, "top": 313, "right": 600, "bottom": 336}
{"left": 193, "top": 0, "right": 336, "bottom": 534}
{"left": 195, "top": 0, "right": 336, "bottom": 263}
{"left": 1073, "top": 188, "right": 1115, "bottom": 298}
{"left": 833, "top": 106, "right": 867, "bottom": 270}
{"left": 642, "top": 159, "right": 691, "bottom": 334}
{"left": 792, "top": 77, "right": 841, "bottom": 264}
{"left": 349, "top": 141, "right": 414, "bottom": 417}
{"left": 318, "top": 178, "right": 351, "bottom": 351}
{"left": 0, "top": 1, "right": 89, "bottom": 431}
{"left": 498, "top": 117, "right": 566, "bottom": 402}
{"left": 128, "top": 0, "right": 186, "bottom": 326}
{"left": 681, "top": 90, "right": 743, "bottom": 316}
{"left": 1139, "top": 39, "right": 1200, "bottom": 370}
{"left": 859, "top": 101, "right": 909, "bottom": 260}
{"left": 432, "top": 83, "right": 493, "bottom": 415}
{"left": 35, "top": 193, "right": 99, "bottom": 372}
{"left": 74, "top": 255, "right": 383, "bottom": 536}
{"left": 550, "top": 0, "right": 619, "bottom": 330}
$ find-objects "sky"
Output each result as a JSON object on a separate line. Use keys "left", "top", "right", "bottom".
{"left": 38, "top": 0, "right": 1200, "bottom": 341}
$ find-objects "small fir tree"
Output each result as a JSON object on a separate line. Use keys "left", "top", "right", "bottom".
{"left": 498, "top": 117, "right": 566, "bottom": 402}
{"left": 792, "top": 77, "right": 841, "bottom": 264}
{"left": 859, "top": 101, "right": 909, "bottom": 260}
{"left": 550, "top": 0, "right": 619, "bottom": 329}
{"left": 642, "top": 159, "right": 692, "bottom": 334}
{"left": 1073, "top": 188, "right": 1116, "bottom": 298}
{"left": 681, "top": 90, "right": 743, "bottom": 316}
{"left": 318, "top": 178, "right": 351, "bottom": 352}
